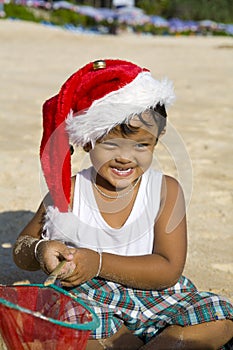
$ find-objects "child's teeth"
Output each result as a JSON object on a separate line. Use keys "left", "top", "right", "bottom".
{"left": 114, "top": 168, "right": 131, "bottom": 173}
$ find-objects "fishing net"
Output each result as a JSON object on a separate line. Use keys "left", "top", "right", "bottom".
{"left": 0, "top": 284, "right": 99, "bottom": 350}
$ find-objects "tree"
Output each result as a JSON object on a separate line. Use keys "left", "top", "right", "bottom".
{"left": 135, "top": 0, "right": 233, "bottom": 23}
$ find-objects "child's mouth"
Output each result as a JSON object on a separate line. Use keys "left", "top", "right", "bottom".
{"left": 111, "top": 167, "right": 134, "bottom": 176}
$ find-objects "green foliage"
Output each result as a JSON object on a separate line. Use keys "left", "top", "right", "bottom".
{"left": 2, "top": 1, "right": 232, "bottom": 35}
{"left": 50, "top": 9, "right": 96, "bottom": 26}
{"left": 4, "top": 3, "right": 41, "bottom": 22}
{"left": 3, "top": 3, "right": 97, "bottom": 27}
{"left": 135, "top": 0, "right": 233, "bottom": 23}
{"left": 136, "top": 0, "right": 170, "bottom": 16}
{"left": 133, "top": 22, "right": 169, "bottom": 35}
{"left": 165, "top": 0, "right": 233, "bottom": 23}
{"left": 5, "top": 1, "right": 233, "bottom": 25}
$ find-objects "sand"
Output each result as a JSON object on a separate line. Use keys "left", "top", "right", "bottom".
{"left": 0, "top": 20, "right": 232, "bottom": 303}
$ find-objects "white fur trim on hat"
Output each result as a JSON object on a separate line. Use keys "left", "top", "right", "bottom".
{"left": 42, "top": 206, "right": 79, "bottom": 244}
{"left": 66, "top": 71, "right": 175, "bottom": 146}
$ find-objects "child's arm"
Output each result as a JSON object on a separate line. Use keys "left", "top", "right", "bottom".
{"left": 13, "top": 199, "right": 48, "bottom": 271}
{"left": 60, "top": 175, "right": 187, "bottom": 290}
{"left": 13, "top": 193, "right": 75, "bottom": 275}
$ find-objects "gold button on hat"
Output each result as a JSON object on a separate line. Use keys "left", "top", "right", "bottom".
{"left": 93, "top": 60, "right": 106, "bottom": 70}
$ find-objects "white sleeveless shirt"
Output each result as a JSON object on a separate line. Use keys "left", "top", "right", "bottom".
{"left": 43, "top": 167, "right": 163, "bottom": 256}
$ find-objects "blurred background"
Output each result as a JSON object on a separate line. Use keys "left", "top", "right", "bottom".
{"left": 1, "top": 0, "right": 233, "bottom": 36}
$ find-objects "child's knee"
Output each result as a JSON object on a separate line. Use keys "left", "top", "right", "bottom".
{"left": 87, "top": 325, "right": 143, "bottom": 350}
{"left": 167, "top": 321, "right": 233, "bottom": 350}
{"left": 105, "top": 326, "right": 143, "bottom": 349}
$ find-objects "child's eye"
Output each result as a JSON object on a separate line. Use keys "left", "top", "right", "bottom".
{"left": 101, "top": 142, "right": 118, "bottom": 148}
{"left": 135, "top": 143, "right": 149, "bottom": 149}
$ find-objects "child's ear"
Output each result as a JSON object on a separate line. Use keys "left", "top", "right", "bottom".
{"left": 83, "top": 142, "right": 92, "bottom": 153}
{"left": 156, "top": 127, "right": 166, "bottom": 145}
{"left": 160, "top": 127, "right": 166, "bottom": 137}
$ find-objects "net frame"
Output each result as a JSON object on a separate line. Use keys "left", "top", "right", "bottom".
{"left": 0, "top": 283, "right": 99, "bottom": 331}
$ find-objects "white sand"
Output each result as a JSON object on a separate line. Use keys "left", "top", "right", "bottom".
{"left": 0, "top": 20, "right": 232, "bottom": 302}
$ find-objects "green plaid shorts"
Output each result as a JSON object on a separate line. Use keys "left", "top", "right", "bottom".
{"left": 63, "top": 276, "right": 233, "bottom": 348}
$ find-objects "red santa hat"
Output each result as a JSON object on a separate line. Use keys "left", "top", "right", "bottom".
{"left": 40, "top": 59, "right": 175, "bottom": 213}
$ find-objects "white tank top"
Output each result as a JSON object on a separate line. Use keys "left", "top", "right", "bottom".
{"left": 43, "top": 167, "right": 163, "bottom": 256}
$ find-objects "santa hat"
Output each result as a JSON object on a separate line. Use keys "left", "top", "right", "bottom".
{"left": 40, "top": 59, "right": 175, "bottom": 213}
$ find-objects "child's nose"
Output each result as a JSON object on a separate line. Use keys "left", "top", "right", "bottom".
{"left": 114, "top": 145, "right": 135, "bottom": 164}
{"left": 114, "top": 151, "right": 134, "bottom": 164}
{"left": 114, "top": 156, "right": 132, "bottom": 164}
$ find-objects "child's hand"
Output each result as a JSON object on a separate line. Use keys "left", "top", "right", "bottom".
{"left": 36, "top": 240, "right": 76, "bottom": 278}
{"left": 59, "top": 248, "right": 100, "bottom": 287}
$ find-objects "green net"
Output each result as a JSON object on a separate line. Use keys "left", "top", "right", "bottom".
{"left": 0, "top": 284, "right": 99, "bottom": 350}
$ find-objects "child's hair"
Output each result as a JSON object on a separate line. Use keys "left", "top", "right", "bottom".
{"left": 110, "top": 103, "right": 167, "bottom": 139}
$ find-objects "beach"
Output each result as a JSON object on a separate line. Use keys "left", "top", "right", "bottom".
{"left": 0, "top": 19, "right": 233, "bottom": 303}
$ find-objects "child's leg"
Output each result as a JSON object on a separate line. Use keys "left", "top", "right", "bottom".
{"left": 140, "top": 320, "right": 233, "bottom": 350}
{"left": 86, "top": 324, "right": 144, "bottom": 350}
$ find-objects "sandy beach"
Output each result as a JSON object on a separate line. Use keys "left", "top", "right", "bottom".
{"left": 0, "top": 19, "right": 232, "bottom": 305}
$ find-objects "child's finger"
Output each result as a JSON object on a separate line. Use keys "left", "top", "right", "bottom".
{"left": 57, "top": 246, "right": 75, "bottom": 261}
{"left": 57, "top": 261, "right": 76, "bottom": 279}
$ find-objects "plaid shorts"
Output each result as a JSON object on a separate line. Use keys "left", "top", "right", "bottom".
{"left": 63, "top": 276, "right": 233, "bottom": 348}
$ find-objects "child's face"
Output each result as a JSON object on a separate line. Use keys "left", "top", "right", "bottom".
{"left": 89, "top": 114, "right": 158, "bottom": 189}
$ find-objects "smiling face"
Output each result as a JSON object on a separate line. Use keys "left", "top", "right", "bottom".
{"left": 89, "top": 113, "right": 158, "bottom": 191}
